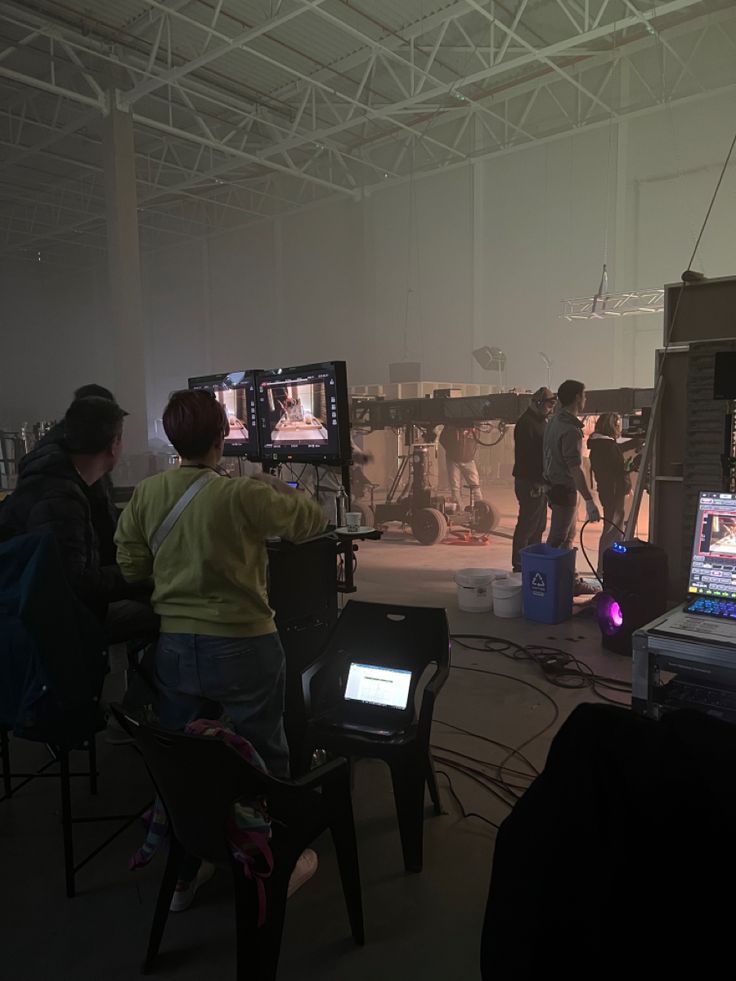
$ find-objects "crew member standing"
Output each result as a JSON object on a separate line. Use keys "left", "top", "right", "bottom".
{"left": 511, "top": 388, "right": 556, "bottom": 572}
{"left": 588, "top": 413, "right": 633, "bottom": 574}
{"left": 440, "top": 424, "right": 483, "bottom": 505}
{"left": 543, "top": 380, "right": 601, "bottom": 554}
{"left": 114, "top": 389, "right": 327, "bottom": 777}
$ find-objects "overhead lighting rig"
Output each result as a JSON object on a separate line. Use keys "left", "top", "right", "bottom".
{"left": 560, "top": 288, "right": 664, "bottom": 321}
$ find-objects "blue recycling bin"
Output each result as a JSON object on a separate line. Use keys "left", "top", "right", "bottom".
{"left": 521, "top": 544, "right": 576, "bottom": 624}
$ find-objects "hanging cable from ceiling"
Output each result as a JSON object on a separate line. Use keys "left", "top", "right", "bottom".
{"left": 591, "top": 14, "right": 620, "bottom": 317}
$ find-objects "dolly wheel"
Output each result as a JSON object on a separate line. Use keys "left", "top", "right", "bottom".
{"left": 411, "top": 507, "right": 448, "bottom": 546}
{"left": 473, "top": 500, "right": 500, "bottom": 533}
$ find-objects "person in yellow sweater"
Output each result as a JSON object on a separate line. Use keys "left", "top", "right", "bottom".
{"left": 114, "top": 389, "right": 327, "bottom": 780}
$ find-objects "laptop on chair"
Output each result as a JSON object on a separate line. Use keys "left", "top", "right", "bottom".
{"left": 317, "top": 662, "right": 414, "bottom": 738}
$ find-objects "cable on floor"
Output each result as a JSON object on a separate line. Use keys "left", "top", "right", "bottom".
{"left": 451, "top": 634, "right": 631, "bottom": 704}
{"left": 579, "top": 517, "right": 625, "bottom": 586}
{"left": 435, "top": 769, "right": 500, "bottom": 832}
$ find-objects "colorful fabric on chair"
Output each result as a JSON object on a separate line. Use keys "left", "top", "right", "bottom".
{"left": 130, "top": 719, "right": 274, "bottom": 925}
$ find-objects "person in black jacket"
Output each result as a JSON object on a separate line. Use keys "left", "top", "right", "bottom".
{"left": 0, "top": 397, "right": 155, "bottom": 644}
{"left": 34, "top": 384, "right": 120, "bottom": 566}
{"left": 587, "top": 412, "right": 631, "bottom": 573}
{"left": 511, "top": 387, "right": 556, "bottom": 571}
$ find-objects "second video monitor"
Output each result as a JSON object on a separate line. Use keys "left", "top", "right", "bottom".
{"left": 256, "top": 361, "right": 349, "bottom": 465}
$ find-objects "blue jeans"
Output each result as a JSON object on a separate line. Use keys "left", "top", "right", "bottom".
{"left": 154, "top": 632, "right": 291, "bottom": 778}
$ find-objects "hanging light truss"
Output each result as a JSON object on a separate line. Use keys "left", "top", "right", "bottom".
{"left": 561, "top": 288, "right": 665, "bottom": 321}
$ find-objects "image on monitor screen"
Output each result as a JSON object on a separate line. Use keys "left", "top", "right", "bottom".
{"left": 688, "top": 493, "right": 736, "bottom": 598}
{"left": 257, "top": 362, "right": 349, "bottom": 464}
{"left": 187, "top": 370, "right": 261, "bottom": 459}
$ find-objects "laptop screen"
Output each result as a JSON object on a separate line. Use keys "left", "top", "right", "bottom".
{"left": 688, "top": 492, "right": 736, "bottom": 599}
{"left": 344, "top": 663, "right": 412, "bottom": 710}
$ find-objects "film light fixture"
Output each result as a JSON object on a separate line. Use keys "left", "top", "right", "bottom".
{"left": 473, "top": 346, "right": 507, "bottom": 392}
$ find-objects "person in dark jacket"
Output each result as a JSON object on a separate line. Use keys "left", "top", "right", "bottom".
{"left": 587, "top": 412, "right": 631, "bottom": 573}
{"left": 511, "top": 387, "right": 556, "bottom": 571}
{"left": 33, "top": 384, "right": 120, "bottom": 565}
{"left": 439, "top": 424, "right": 483, "bottom": 504}
{"left": 0, "top": 397, "right": 155, "bottom": 644}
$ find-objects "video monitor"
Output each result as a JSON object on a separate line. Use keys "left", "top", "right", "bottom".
{"left": 256, "top": 361, "right": 350, "bottom": 465}
{"left": 187, "top": 370, "right": 261, "bottom": 460}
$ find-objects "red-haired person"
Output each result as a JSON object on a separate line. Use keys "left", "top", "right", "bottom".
{"left": 114, "top": 389, "right": 327, "bottom": 778}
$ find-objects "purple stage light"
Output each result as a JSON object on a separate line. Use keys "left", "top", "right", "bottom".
{"left": 610, "top": 601, "right": 623, "bottom": 629}
{"left": 597, "top": 593, "right": 624, "bottom": 636}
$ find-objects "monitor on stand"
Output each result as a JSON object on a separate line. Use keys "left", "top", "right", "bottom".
{"left": 187, "top": 370, "right": 261, "bottom": 460}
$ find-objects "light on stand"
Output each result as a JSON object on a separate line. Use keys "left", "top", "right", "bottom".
{"left": 473, "top": 346, "right": 507, "bottom": 391}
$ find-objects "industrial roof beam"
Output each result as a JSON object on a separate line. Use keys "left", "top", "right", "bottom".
{"left": 0, "top": 2, "right": 391, "bottom": 182}
{"left": 619, "top": 0, "right": 704, "bottom": 93}
{"left": 353, "top": 7, "right": 736, "bottom": 179}
{"left": 249, "top": 0, "right": 699, "bottom": 165}
{"left": 464, "top": 0, "right": 616, "bottom": 117}
{"left": 0, "top": 61, "right": 356, "bottom": 197}
{"left": 120, "top": 0, "right": 327, "bottom": 106}
{"left": 0, "top": 106, "right": 97, "bottom": 174}
{"left": 288, "top": 1, "right": 535, "bottom": 146}
{"left": 0, "top": 65, "right": 103, "bottom": 110}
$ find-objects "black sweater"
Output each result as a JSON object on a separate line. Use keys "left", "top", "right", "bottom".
{"left": 33, "top": 423, "right": 119, "bottom": 565}
{"left": 513, "top": 408, "right": 546, "bottom": 483}
{"left": 587, "top": 433, "right": 630, "bottom": 504}
{"left": 0, "top": 443, "right": 131, "bottom": 619}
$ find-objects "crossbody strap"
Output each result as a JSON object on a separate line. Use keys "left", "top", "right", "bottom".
{"left": 150, "top": 471, "right": 216, "bottom": 557}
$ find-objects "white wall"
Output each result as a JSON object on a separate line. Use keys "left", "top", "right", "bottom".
{"left": 0, "top": 261, "right": 111, "bottom": 430}
{"left": 140, "top": 88, "right": 736, "bottom": 417}
{"left": 2, "top": 88, "right": 735, "bottom": 433}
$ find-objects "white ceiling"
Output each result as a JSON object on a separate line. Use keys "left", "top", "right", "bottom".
{"left": 0, "top": 0, "right": 735, "bottom": 266}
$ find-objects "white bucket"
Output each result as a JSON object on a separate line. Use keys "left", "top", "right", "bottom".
{"left": 492, "top": 574, "right": 523, "bottom": 619}
{"left": 455, "top": 568, "right": 505, "bottom": 613}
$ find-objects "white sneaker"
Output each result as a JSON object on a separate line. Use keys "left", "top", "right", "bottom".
{"left": 169, "top": 861, "right": 215, "bottom": 912}
{"left": 287, "top": 849, "right": 318, "bottom": 898}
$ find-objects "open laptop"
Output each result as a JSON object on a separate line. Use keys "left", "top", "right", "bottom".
{"left": 318, "top": 662, "right": 413, "bottom": 738}
{"left": 654, "top": 492, "right": 736, "bottom": 641}
{"left": 685, "top": 492, "right": 736, "bottom": 618}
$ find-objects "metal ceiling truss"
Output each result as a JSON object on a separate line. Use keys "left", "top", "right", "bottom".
{"left": 0, "top": 0, "right": 733, "bottom": 265}
{"left": 561, "top": 287, "right": 665, "bottom": 319}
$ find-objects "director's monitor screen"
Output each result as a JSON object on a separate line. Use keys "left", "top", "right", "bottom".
{"left": 187, "top": 370, "right": 260, "bottom": 460}
{"left": 257, "top": 361, "right": 350, "bottom": 465}
{"left": 688, "top": 491, "right": 736, "bottom": 599}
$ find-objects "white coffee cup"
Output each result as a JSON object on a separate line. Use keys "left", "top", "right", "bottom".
{"left": 346, "top": 512, "right": 362, "bottom": 533}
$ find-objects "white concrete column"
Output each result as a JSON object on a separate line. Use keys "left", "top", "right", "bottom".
{"left": 471, "top": 154, "right": 485, "bottom": 385}
{"left": 103, "top": 98, "right": 148, "bottom": 454}
{"left": 201, "top": 238, "right": 213, "bottom": 374}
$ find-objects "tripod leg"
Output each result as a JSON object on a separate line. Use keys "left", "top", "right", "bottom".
{"left": 60, "top": 751, "right": 75, "bottom": 898}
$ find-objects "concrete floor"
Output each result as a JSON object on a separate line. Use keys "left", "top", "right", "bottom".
{"left": 0, "top": 487, "right": 632, "bottom": 981}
